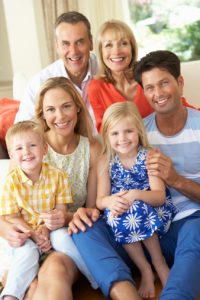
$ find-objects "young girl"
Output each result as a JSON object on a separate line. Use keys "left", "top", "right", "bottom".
{"left": 96, "top": 102, "right": 177, "bottom": 299}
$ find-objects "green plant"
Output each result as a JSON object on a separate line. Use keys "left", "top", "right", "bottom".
{"left": 165, "top": 20, "right": 200, "bottom": 61}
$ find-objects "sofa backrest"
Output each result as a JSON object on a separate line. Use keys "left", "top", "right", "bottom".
{"left": 13, "top": 60, "right": 200, "bottom": 106}
{"left": 181, "top": 60, "right": 200, "bottom": 107}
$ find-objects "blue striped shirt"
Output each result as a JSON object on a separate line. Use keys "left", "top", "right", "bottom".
{"left": 144, "top": 108, "right": 200, "bottom": 220}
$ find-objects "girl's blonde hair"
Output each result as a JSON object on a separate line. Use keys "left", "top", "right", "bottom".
{"left": 101, "top": 102, "right": 151, "bottom": 162}
{"left": 35, "top": 77, "right": 94, "bottom": 141}
{"left": 6, "top": 120, "right": 45, "bottom": 152}
{"left": 96, "top": 20, "right": 138, "bottom": 84}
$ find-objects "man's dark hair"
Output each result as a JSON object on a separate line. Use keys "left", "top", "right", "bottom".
{"left": 134, "top": 50, "right": 181, "bottom": 87}
{"left": 55, "top": 11, "right": 92, "bottom": 38}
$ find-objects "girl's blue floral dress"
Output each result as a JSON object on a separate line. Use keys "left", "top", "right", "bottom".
{"left": 104, "top": 147, "right": 177, "bottom": 244}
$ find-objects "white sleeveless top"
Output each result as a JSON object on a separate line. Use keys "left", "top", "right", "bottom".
{"left": 44, "top": 135, "right": 90, "bottom": 212}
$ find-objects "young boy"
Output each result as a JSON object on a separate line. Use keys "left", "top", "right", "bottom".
{"left": 0, "top": 121, "right": 90, "bottom": 300}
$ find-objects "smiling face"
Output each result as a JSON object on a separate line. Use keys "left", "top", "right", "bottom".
{"left": 55, "top": 21, "right": 92, "bottom": 79}
{"left": 142, "top": 68, "right": 184, "bottom": 115}
{"left": 101, "top": 30, "right": 132, "bottom": 74}
{"left": 42, "top": 87, "right": 79, "bottom": 137}
{"left": 108, "top": 117, "right": 139, "bottom": 157}
{"left": 9, "top": 131, "right": 47, "bottom": 177}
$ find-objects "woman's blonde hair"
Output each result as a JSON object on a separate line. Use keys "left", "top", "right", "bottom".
{"left": 35, "top": 77, "right": 94, "bottom": 141}
{"left": 101, "top": 102, "right": 151, "bottom": 162}
{"left": 6, "top": 120, "right": 45, "bottom": 152}
{"left": 96, "top": 20, "right": 138, "bottom": 84}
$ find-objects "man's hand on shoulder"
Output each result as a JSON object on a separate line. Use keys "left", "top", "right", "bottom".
{"left": 146, "top": 148, "right": 179, "bottom": 187}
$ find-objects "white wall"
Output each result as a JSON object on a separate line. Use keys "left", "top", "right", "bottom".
{"left": 0, "top": 0, "right": 12, "bottom": 82}
{"left": 2, "top": 0, "right": 49, "bottom": 77}
{"left": 77, "top": 0, "right": 125, "bottom": 43}
{"left": 0, "top": 0, "right": 50, "bottom": 98}
{"left": 0, "top": 0, "right": 126, "bottom": 99}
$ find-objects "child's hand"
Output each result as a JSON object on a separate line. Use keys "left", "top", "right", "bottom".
{"left": 40, "top": 209, "right": 66, "bottom": 230}
{"left": 37, "top": 237, "right": 52, "bottom": 253}
{"left": 107, "top": 191, "right": 130, "bottom": 216}
{"left": 119, "top": 190, "right": 136, "bottom": 205}
{"left": 35, "top": 225, "right": 52, "bottom": 253}
{"left": 37, "top": 224, "right": 50, "bottom": 239}
{"left": 120, "top": 189, "right": 142, "bottom": 206}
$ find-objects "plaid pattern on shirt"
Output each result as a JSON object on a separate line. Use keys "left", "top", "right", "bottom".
{"left": 0, "top": 162, "right": 73, "bottom": 229}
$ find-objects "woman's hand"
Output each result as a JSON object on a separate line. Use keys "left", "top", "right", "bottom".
{"left": 5, "top": 223, "right": 31, "bottom": 248}
{"left": 40, "top": 209, "right": 66, "bottom": 231}
{"left": 68, "top": 207, "right": 100, "bottom": 234}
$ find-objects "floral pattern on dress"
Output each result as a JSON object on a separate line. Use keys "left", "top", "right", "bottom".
{"left": 104, "top": 147, "right": 177, "bottom": 244}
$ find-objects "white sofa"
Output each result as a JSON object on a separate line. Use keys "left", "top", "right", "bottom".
{"left": 13, "top": 60, "right": 200, "bottom": 105}
{"left": 0, "top": 160, "right": 11, "bottom": 279}
{"left": 181, "top": 60, "right": 200, "bottom": 107}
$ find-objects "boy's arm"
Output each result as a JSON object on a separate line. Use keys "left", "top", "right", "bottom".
{"left": 36, "top": 224, "right": 52, "bottom": 252}
{"left": 40, "top": 204, "right": 73, "bottom": 230}
{"left": 38, "top": 170, "right": 73, "bottom": 231}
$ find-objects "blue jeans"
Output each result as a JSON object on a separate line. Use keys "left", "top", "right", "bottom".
{"left": 72, "top": 217, "right": 134, "bottom": 299}
{"left": 73, "top": 212, "right": 200, "bottom": 300}
{"left": 160, "top": 211, "right": 200, "bottom": 300}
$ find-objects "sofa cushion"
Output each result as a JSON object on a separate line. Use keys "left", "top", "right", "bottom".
{"left": 0, "top": 98, "right": 20, "bottom": 150}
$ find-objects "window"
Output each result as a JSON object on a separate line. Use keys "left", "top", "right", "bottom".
{"left": 127, "top": 0, "right": 200, "bottom": 61}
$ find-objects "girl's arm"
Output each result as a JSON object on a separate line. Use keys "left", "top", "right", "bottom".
{"left": 85, "top": 138, "right": 102, "bottom": 208}
{"left": 96, "top": 155, "right": 130, "bottom": 215}
{"left": 123, "top": 175, "right": 166, "bottom": 206}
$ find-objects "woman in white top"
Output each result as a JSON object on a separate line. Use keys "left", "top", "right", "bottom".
{"left": 0, "top": 76, "right": 101, "bottom": 300}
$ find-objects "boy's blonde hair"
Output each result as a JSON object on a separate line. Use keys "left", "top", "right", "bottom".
{"left": 6, "top": 120, "right": 45, "bottom": 152}
{"left": 35, "top": 76, "right": 94, "bottom": 142}
{"left": 96, "top": 20, "right": 138, "bottom": 84}
{"left": 101, "top": 102, "right": 151, "bottom": 162}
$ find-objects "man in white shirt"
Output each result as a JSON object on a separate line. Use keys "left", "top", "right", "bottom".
{"left": 15, "top": 11, "right": 98, "bottom": 128}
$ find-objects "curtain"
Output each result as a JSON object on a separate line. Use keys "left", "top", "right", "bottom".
{"left": 41, "top": 0, "right": 78, "bottom": 63}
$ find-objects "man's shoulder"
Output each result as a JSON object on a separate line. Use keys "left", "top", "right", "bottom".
{"left": 33, "top": 59, "right": 65, "bottom": 80}
{"left": 187, "top": 107, "right": 200, "bottom": 117}
{"left": 143, "top": 112, "right": 156, "bottom": 130}
{"left": 187, "top": 107, "right": 200, "bottom": 127}
{"left": 25, "top": 59, "right": 66, "bottom": 93}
